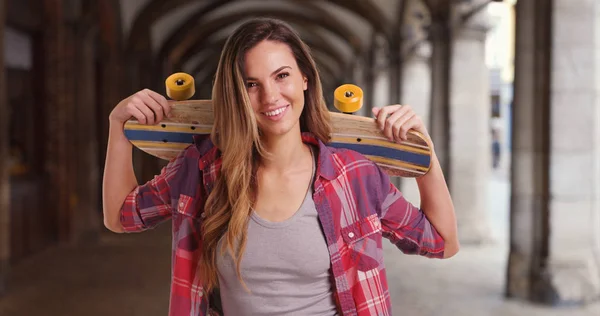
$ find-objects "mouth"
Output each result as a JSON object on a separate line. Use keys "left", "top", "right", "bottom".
{"left": 262, "top": 105, "right": 290, "bottom": 119}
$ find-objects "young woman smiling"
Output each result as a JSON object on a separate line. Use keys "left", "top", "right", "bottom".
{"left": 102, "top": 17, "right": 459, "bottom": 316}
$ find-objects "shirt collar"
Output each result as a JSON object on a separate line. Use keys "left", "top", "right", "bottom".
{"left": 301, "top": 132, "right": 339, "bottom": 181}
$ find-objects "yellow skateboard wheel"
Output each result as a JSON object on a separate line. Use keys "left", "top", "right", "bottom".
{"left": 165, "top": 72, "right": 195, "bottom": 100}
{"left": 334, "top": 84, "right": 363, "bottom": 113}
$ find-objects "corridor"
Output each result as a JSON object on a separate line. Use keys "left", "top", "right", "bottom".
{"left": 2, "top": 0, "right": 600, "bottom": 314}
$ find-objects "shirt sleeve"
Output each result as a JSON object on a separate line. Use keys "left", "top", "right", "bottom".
{"left": 119, "top": 153, "right": 186, "bottom": 232}
{"left": 375, "top": 166, "right": 445, "bottom": 258}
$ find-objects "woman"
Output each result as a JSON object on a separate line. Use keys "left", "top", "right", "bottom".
{"left": 103, "top": 17, "right": 459, "bottom": 316}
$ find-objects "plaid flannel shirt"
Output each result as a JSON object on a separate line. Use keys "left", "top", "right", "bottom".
{"left": 119, "top": 133, "right": 445, "bottom": 316}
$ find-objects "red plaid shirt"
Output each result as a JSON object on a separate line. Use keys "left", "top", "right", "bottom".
{"left": 120, "top": 133, "right": 445, "bottom": 316}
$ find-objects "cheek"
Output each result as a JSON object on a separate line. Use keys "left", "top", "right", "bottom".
{"left": 248, "top": 93, "right": 261, "bottom": 112}
{"left": 283, "top": 79, "right": 304, "bottom": 98}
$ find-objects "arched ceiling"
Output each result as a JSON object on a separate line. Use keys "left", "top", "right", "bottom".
{"left": 182, "top": 24, "right": 346, "bottom": 81}
{"left": 119, "top": 0, "right": 402, "bottom": 86}
{"left": 122, "top": 0, "right": 400, "bottom": 49}
{"left": 160, "top": 4, "right": 361, "bottom": 68}
{"left": 424, "top": 0, "right": 503, "bottom": 20}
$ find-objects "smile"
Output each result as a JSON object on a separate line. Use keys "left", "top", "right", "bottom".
{"left": 263, "top": 105, "right": 289, "bottom": 117}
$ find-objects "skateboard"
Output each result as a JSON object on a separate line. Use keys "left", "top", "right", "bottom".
{"left": 124, "top": 73, "right": 432, "bottom": 177}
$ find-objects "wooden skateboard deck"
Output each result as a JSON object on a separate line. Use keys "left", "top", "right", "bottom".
{"left": 123, "top": 100, "right": 432, "bottom": 178}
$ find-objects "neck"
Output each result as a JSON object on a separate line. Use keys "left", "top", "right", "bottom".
{"left": 259, "top": 128, "right": 309, "bottom": 172}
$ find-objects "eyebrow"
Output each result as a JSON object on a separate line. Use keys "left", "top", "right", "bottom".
{"left": 246, "top": 66, "right": 291, "bottom": 80}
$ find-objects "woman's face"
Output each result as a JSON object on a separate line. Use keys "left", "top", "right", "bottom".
{"left": 243, "top": 40, "right": 308, "bottom": 139}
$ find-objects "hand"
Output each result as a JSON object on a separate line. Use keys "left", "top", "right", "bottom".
{"left": 372, "top": 105, "right": 431, "bottom": 143}
{"left": 109, "top": 89, "right": 171, "bottom": 125}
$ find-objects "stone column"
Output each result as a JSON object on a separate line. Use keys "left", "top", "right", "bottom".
{"left": 399, "top": 42, "right": 432, "bottom": 205}
{"left": 429, "top": 3, "right": 493, "bottom": 244}
{"left": 507, "top": 0, "right": 600, "bottom": 304}
{"left": 42, "top": 0, "right": 100, "bottom": 243}
{"left": 71, "top": 17, "right": 101, "bottom": 241}
{"left": 0, "top": 0, "right": 9, "bottom": 297}
{"left": 43, "top": 0, "right": 74, "bottom": 242}
{"left": 448, "top": 8, "right": 492, "bottom": 245}
{"left": 546, "top": 0, "right": 600, "bottom": 302}
{"left": 370, "top": 33, "right": 391, "bottom": 111}
{"left": 351, "top": 55, "right": 369, "bottom": 117}
{"left": 429, "top": 13, "right": 451, "bottom": 180}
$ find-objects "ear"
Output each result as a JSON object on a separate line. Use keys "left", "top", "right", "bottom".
{"left": 303, "top": 77, "right": 308, "bottom": 91}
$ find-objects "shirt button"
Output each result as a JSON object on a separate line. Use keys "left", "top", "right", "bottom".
{"left": 348, "top": 232, "right": 355, "bottom": 238}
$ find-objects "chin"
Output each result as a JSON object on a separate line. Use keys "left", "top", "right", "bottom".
{"left": 258, "top": 121, "right": 299, "bottom": 139}
{"left": 260, "top": 126, "right": 293, "bottom": 138}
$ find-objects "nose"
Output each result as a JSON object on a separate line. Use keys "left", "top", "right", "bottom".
{"left": 261, "top": 81, "right": 279, "bottom": 105}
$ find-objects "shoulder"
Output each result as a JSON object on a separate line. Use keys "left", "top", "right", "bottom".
{"left": 320, "top": 144, "right": 391, "bottom": 216}
{"left": 323, "top": 144, "right": 380, "bottom": 174}
{"left": 161, "top": 135, "right": 216, "bottom": 183}
{"left": 318, "top": 144, "right": 388, "bottom": 194}
{"left": 155, "top": 136, "right": 218, "bottom": 199}
{"left": 325, "top": 145, "right": 390, "bottom": 190}
{"left": 191, "top": 134, "right": 220, "bottom": 168}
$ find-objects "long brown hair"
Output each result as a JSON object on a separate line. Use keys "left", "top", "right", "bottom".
{"left": 200, "top": 17, "right": 332, "bottom": 293}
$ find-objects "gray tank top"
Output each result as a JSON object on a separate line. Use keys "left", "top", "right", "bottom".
{"left": 216, "top": 147, "right": 338, "bottom": 316}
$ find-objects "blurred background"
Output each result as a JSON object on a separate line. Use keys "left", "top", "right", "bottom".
{"left": 1, "top": 0, "right": 599, "bottom": 315}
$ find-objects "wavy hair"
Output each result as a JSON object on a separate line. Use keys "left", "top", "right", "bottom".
{"left": 199, "top": 17, "right": 332, "bottom": 293}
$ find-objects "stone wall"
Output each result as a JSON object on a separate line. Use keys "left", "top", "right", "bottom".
{"left": 507, "top": 0, "right": 600, "bottom": 305}
{"left": 0, "top": 0, "right": 9, "bottom": 297}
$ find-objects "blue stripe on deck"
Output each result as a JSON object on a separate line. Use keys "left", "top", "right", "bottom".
{"left": 125, "top": 130, "right": 429, "bottom": 167}
{"left": 124, "top": 130, "right": 198, "bottom": 144}
{"left": 329, "top": 142, "right": 429, "bottom": 167}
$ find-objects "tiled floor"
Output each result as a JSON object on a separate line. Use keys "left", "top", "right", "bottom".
{"left": 0, "top": 225, "right": 173, "bottom": 316}
{"left": 383, "top": 242, "right": 600, "bottom": 316}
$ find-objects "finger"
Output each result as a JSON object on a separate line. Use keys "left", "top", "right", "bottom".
{"left": 375, "top": 105, "right": 402, "bottom": 130}
{"left": 384, "top": 106, "right": 412, "bottom": 139}
{"left": 128, "top": 105, "right": 148, "bottom": 125}
{"left": 138, "top": 91, "right": 164, "bottom": 123}
{"left": 403, "top": 115, "right": 426, "bottom": 142}
{"left": 386, "top": 105, "right": 411, "bottom": 124}
{"left": 393, "top": 113, "right": 416, "bottom": 142}
{"left": 133, "top": 101, "right": 155, "bottom": 125}
{"left": 372, "top": 107, "right": 380, "bottom": 117}
{"left": 145, "top": 89, "right": 171, "bottom": 118}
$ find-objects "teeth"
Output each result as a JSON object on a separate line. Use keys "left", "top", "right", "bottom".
{"left": 264, "top": 106, "right": 286, "bottom": 117}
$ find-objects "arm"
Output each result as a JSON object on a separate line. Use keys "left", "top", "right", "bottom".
{"left": 373, "top": 105, "right": 459, "bottom": 258}
{"left": 102, "top": 89, "right": 172, "bottom": 233}
{"left": 415, "top": 152, "right": 459, "bottom": 258}
{"left": 102, "top": 121, "right": 138, "bottom": 232}
{"left": 376, "top": 164, "right": 447, "bottom": 259}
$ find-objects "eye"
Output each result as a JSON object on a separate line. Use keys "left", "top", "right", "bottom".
{"left": 276, "top": 72, "right": 289, "bottom": 80}
{"left": 246, "top": 82, "right": 257, "bottom": 88}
